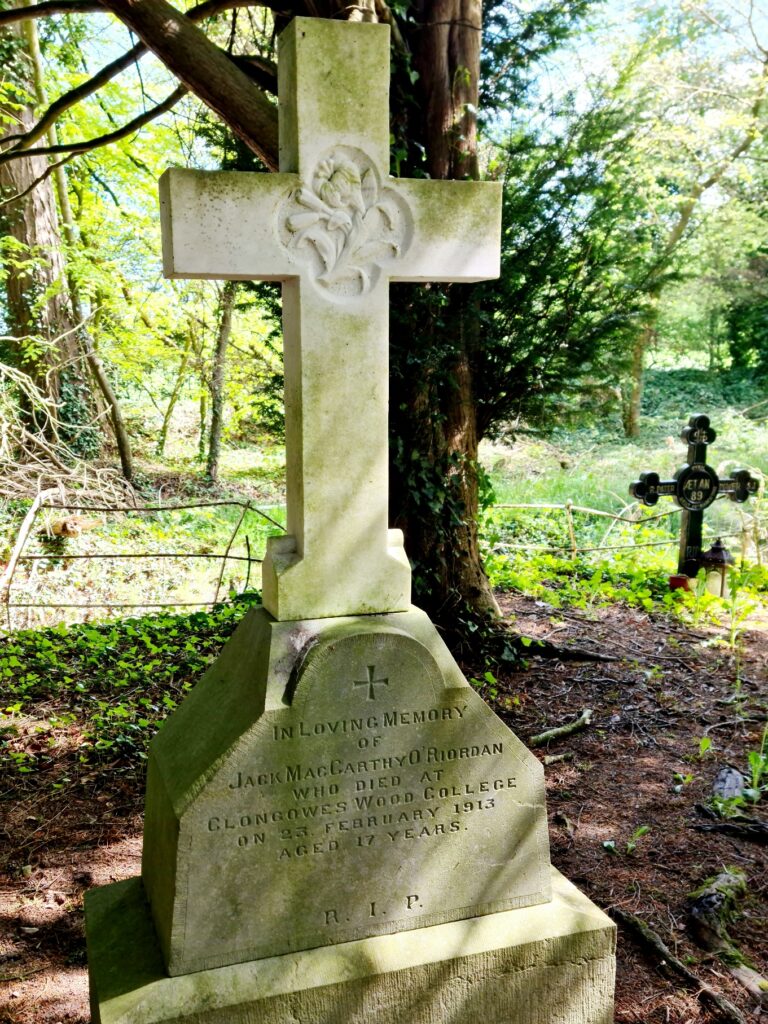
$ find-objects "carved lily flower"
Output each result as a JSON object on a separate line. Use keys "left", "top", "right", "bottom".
{"left": 326, "top": 209, "right": 353, "bottom": 232}
{"left": 315, "top": 158, "right": 365, "bottom": 215}
{"left": 286, "top": 211, "right": 323, "bottom": 232}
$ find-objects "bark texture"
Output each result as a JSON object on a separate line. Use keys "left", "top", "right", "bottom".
{"left": 413, "top": 0, "right": 480, "bottom": 180}
{"left": 0, "top": 19, "right": 78, "bottom": 398}
{"left": 389, "top": 0, "right": 499, "bottom": 622}
{"left": 206, "top": 281, "right": 237, "bottom": 481}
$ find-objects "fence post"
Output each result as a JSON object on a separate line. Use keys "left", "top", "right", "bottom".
{"left": 565, "top": 500, "right": 578, "bottom": 558}
{"left": 0, "top": 489, "right": 59, "bottom": 628}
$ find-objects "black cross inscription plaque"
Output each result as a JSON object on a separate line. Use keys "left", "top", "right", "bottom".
{"left": 629, "top": 414, "right": 759, "bottom": 577}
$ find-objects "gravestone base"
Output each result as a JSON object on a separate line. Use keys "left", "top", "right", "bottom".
{"left": 86, "top": 867, "right": 615, "bottom": 1024}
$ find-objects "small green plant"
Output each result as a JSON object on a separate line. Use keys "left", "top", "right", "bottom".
{"left": 469, "top": 669, "right": 499, "bottom": 701}
{"left": 672, "top": 772, "right": 694, "bottom": 793}
{"left": 603, "top": 824, "right": 651, "bottom": 855}
{"left": 691, "top": 569, "right": 709, "bottom": 626}
{"left": 744, "top": 724, "right": 767, "bottom": 804}
{"left": 709, "top": 724, "right": 767, "bottom": 817}
{"left": 625, "top": 824, "right": 651, "bottom": 854}
{"left": 723, "top": 567, "right": 758, "bottom": 691}
{"left": 697, "top": 736, "right": 713, "bottom": 759}
{"left": 0, "top": 598, "right": 259, "bottom": 774}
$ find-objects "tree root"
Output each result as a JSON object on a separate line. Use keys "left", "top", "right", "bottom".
{"left": 529, "top": 708, "right": 592, "bottom": 748}
{"left": 688, "top": 870, "right": 768, "bottom": 1008}
{"left": 610, "top": 907, "right": 748, "bottom": 1024}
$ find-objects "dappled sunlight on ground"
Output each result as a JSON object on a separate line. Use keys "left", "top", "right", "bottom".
{"left": 1, "top": 593, "right": 765, "bottom": 1022}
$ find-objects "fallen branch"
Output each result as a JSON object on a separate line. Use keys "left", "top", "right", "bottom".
{"left": 691, "top": 820, "right": 768, "bottom": 846}
{"left": 0, "top": 489, "right": 59, "bottom": 612}
{"left": 610, "top": 907, "right": 748, "bottom": 1024}
{"left": 543, "top": 751, "right": 574, "bottom": 766}
{"left": 523, "top": 637, "right": 620, "bottom": 662}
{"left": 688, "top": 870, "right": 768, "bottom": 1007}
{"left": 529, "top": 709, "right": 592, "bottom": 748}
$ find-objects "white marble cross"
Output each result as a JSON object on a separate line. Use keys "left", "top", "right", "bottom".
{"left": 160, "top": 17, "right": 502, "bottom": 621}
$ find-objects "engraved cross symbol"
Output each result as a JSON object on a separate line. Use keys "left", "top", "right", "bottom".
{"left": 354, "top": 665, "right": 388, "bottom": 700}
{"left": 629, "top": 414, "right": 759, "bottom": 577}
{"left": 159, "top": 18, "right": 501, "bottom": 622}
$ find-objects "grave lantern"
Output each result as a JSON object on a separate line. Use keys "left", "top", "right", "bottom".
{"left": 699, "top": 537, "right": 734, "bottom": 597}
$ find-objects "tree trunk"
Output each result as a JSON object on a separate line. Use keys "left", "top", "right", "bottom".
{"left": 199, "top": 390, "right": 208, "bottom": 462}
{"left": 206, "top": 281, "right": 237, "bottom": 481}
{"left": 622, "top": 325, "right": 653, "bottom": 438}
{"left": 24, "top": 10, "right": 131, "bottom": 475}
{"left": 157, "top": 330, "right": 193, "bottom": 457}
{"left": 0, "top": 15, "right": 78, "bottom": 402}
{"left": 388, "top": 0, "right": 499, "bottom": 625}
{"left": 390, "top": 284, "right": 500, "bottom": 624}
{"left": 413, "top": 0, "right": 480, "bottom": 181}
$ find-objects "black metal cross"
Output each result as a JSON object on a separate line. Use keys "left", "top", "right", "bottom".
{"left": 629, "top": 414, "right": 759, "bottom": 577}
{"left": 354, "top": 665, "right": 389, "bottom": 700}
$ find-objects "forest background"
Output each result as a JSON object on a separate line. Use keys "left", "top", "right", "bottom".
{"left": 0, "top": 0, "right": 767, "bottom": 624}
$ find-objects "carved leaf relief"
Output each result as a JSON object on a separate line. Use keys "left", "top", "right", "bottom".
{"left": 281, "top": 147, "right": 412, "bottom": 299}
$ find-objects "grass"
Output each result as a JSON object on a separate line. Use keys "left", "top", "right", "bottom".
{"left": 1, "top": 367, "right": 766, "bottom": 631}
{"left": 3, "top": 501, "right": 286, "bottom": 632}
{"left": 482, "top": 368, "right": 768, "bottom": 569}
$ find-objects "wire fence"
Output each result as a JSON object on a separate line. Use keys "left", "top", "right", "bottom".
{"left": 0, "top": 495, "right": 286, "bottom": 629}
{"left": 1, "top": 492, "right": 765, "bottom": 630}
{"left": 489, "top": 497, "right": 765, "bottom": 561}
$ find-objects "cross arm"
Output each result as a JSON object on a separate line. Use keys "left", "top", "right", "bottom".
{"left": 629, "top": 472, "right": 677, "bottom": 506}
{"left": 160, "top": 167, "right": 299, "bottom": 280}
{"left": 720, "top": 468, "right": 760, "bottom": 503}
{"left": 391, "top": 179, "right": 502, "bottom": 283}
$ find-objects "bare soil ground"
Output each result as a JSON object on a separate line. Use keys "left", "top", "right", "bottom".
{"left": 1, "top": 596, "right": 766, "bottom": 1023}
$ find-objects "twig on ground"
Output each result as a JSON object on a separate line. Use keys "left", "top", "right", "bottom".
{"left": 529, "top": 708, "right": 593, "bottom": 748}
{"left": 691, "top": 820, "right": 768, "bottom": 845}
{"left": 543, "top": 751, "right": 574, "bottom": 765}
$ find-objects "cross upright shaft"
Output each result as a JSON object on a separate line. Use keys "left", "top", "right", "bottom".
{"left": 160, "top": 18, "right": 502, "bottom": 621}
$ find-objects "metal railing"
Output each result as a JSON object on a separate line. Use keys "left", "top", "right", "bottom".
{"left": 1, "top": 493, "right": 764, "bottom": 629}
{"left": 0, "top": 495, "right": 286, "bottom": 626}
{"left": 488, "top": 498, "right": 765, "bottom": 561}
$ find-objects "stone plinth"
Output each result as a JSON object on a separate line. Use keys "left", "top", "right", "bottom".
{"left": 141, "top": 607, "right": 551, "bottom": 977}
{"left": 86, "top": 868, "right": 616, "bottom": 1024}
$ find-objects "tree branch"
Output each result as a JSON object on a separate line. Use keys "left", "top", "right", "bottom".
{"left": 0, "top": 156, "right": 74, "bottom": 208}
{"left": 0, "top": 86, "right": 188, "bottom": 168}
{"left": 1, "top": 38, "right": 147, "bottom": 152}
{"left": 0, "top": 0, "right": 262, "bottom": 26}
{"left": 1, "top": 0, "right": 274, "bottom": 158}
{"left": 0, "top": 2, "right": 103, "bottom": 26}
{"left": 97, "top": 0, "right": 279, "bottom": 168}
{"left": 661, "top": 54, "right": 768, "bottom": 259}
